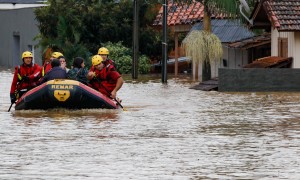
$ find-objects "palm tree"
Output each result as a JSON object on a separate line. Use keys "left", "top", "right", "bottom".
{"left": 176, "top": 0, "right": 253, "bottom": 81}
{"left": 183, "top": 30, "right": 222, "bottom": 81}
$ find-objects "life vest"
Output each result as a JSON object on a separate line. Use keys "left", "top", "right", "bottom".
{"left": 104, "top": 59, "right": 117, "bottom": 71}
{"left": 17, "top": 65, "right": 22, "bottom": 81}
{"left": 87, "top": 66, "right": 102, "bottom": 90}
{"left": 88, "top": 64, "right": 117, "bottom": 96}
{"left": 10, "top": 63, "right": 41, "bottom": 94}
{"left": 98, "top": 64, "right": 120, "bottom": 96}
{"left": 41, "top": 61, "right": 52, "bottom": 77}
{"left": 17, "top": 63, "right": 41, "bottom": 81}
{"left": 98, "top": 64, "right": 114, "bottom": 80}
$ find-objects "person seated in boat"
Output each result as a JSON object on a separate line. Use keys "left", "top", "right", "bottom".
{"left": 39, "top": 59, "right": 67, "bottom": 84}
{"left": 87, "top": 55, "right": 124, "bottom": 99}
{"left": 67, "top": 57, "right": 88, "bottom": 85}
{"left": 97, "top": 47, "right": 117, "bottom": 71}
{"left": 10, "top": 51, "right": 42, "bottom": 104}
{"left": 40, "top": 51, "right": 63, "bottom": 78}
{"left": 58, "top": 55, "right": 70, "bottom": 73}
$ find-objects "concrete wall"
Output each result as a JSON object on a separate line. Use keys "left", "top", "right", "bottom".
{"left": 219, "top": 68, "right": 300, "bottom": 92}
{"left": 0, "top": 8, "right": 42, "bottom": 69}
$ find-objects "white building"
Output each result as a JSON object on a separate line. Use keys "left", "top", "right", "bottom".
{"left": 0, "top": 0, "right": 46, "bottom": 68}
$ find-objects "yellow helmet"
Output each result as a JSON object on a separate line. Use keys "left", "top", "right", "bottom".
{"left": 22, "top": 51, "right": 33, "bottom": 59}
{"left": 98, "top": 47, "right": 109, "bottom": 55}
{"left": 92, "top": 55, "right": 103, "bottom": 66}
{"left": 51, "top": 52, "right": 64, "bottom": 59}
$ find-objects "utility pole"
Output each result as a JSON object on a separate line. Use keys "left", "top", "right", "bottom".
{"left": 162, "top": 0, "right": 168, "bottom": 83}
{"left": 132, "top": 0, "right": 139, "bottom": 79}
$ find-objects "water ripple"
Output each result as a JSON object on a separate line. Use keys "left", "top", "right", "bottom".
{"left": 0, "top": 71, "right": 299, "bottom": 179}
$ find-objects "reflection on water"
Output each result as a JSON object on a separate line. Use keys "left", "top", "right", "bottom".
{"left": 13, "top": 109, "right": 119, "bottom": 120}
{"left": 12, "top": 109, "right": 119, "bottom": 127}
{"left": 0, "top": 69, "right": 299, "bottom": 179}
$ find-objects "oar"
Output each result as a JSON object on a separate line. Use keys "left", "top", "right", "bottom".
{"left": 8, "top": 102, "right": 15, "bottom": 112}
{"left": 102, "top": 86, "right": 126, "bottom": 111}
{"left": 8, "top": 79, "right": 25, "bottom": 112}
{"left": 94, "top": 77, "right": 126, "bottom": 111}
{"left": 113, "top": 96, "right": 125, "bottom": 110}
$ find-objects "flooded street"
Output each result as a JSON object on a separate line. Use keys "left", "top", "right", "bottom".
{"left": 0, "top": 68, "right": 299, "bottom": 179}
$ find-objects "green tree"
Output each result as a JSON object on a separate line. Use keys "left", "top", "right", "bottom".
{"left": 35, "top": 0, "right": 93, "bottom": 66}
{"left": 103, "top": 41, "right": 151, "bottom": 74}
{"left": 35, "top": 0, "right": 165, "bottom": 68}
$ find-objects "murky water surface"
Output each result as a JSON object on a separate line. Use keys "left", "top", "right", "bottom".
{"left": 0, "top": 68, "right": 299, "bottom": 179}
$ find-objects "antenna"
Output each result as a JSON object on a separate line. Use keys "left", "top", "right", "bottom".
{"left": 239, "top": 0, "right": 253, "bottom": 25}
{"left": 239, "top": 0, "right": 250, "bottom": 13}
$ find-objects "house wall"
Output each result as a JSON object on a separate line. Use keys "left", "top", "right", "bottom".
{"left": 195, "top": 45, "right": 250, "bottom": 81}
{"left": 231, "top": 48, "right": 248, "bottom": 68}
{"left": 271, "top": 29, "right": 288, "bottom": 56}
{"left": 222, "top": 45, "right": 229, "bottom": 68}
{"left": 211, "top": 59, "right": 220, "bottom": 79}
{"left": 228, "top": 48, "right": 237, "bottom": 68}
{"left": 195, "top": 58, "right": 220, "bottom": 81}
{"left": 271, "top": 29, "right": 278, "bottom": 56}
{"left": 222, "top": 45, "right": 249, "bottom": 69}
{"left": 293, "top": 32, "right": 300, "bottom": 68}
{"left": 288, "top": 32, "right": 294, "bottom": 59}
{"left": 0, "top": 8, "right": 42, "bottom": 69}
{"left": 270, "top": 29, "right": 300, "bottom": 68}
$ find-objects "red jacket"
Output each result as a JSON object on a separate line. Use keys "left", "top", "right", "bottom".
{"left": 41, "top": 61, "right": 52, "bottom": 77}
{"left": 88, "top": 66, "right": 102, "bottom": 91}
{"left": 88, "top": 64, "right": 121, "bottom": 97}
{"left": 10, "top": 63, "right": 41, "bottom": 94}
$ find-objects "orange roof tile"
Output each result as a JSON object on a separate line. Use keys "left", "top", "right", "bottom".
{"left": 152, "top": 0, "right": 226, "bottom": 26}
{"left": 153, "top": 1, "right": 205, "bottom": 26}
{"left": 263, "top": 0, "right": 300, "bottom": 31}
{"left": 243, "top": 56, "right": 292, "bottom": 68}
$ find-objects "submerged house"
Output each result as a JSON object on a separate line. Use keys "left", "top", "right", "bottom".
{"left": 0, "top": 0, "right": 46, "bottom": 69}
{"left": 152, "top": 1, "right": 224, "bottom": 76}
{"left": 187, "top": 19, "right": 271, "bottom": 79}
{"left": 152, "top": 1, "right": 271, "bottom": 80}
{"left": 250, "top": 0, "right": 300, "bottom": 68}
{"left": 218, "top": 0, "right": 300, "bottom": 92}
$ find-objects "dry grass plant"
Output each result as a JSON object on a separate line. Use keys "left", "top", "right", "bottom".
{"left": 182, "top": 30, "right": 223, "bottom": 64}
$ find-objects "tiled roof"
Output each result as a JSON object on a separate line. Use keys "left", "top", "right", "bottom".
{"left": 243, "top": 56, "right": 293, "bottom": 68}
{"left": 228, "top": 33, "right": 271, "bottom": 49}
{"left": 187, "top": 19, "right": 255, "bottom": 43}
{"left": 263, "top": 0, "right": 300, "bottom": 31}
{"left": 153, "top": 1, "right": 204, "bottom": 26}
{"left": 152, "top": 1, "right": 224, "bottom": 26}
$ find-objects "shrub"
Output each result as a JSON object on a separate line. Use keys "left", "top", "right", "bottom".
{"left": 102, "top": 42, "right": 151, "bottom": 74}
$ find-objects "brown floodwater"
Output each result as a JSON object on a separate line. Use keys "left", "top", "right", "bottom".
{"left": 0, "top": 68, "right": 299, "bottom": 179}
